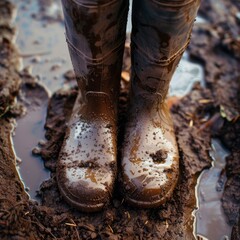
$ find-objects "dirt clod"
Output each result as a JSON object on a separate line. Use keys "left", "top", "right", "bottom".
{"left": 150, "top": 150, "right": 168, "bottom": 164}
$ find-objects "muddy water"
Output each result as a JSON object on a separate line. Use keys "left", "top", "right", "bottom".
{"left": 14, "top": 103, "right": 50, "bottom": 199}
{"left": 195, "top": 139, "right": 232, "bottom": 240}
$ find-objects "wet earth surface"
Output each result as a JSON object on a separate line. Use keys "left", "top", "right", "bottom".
{"left": 0, "top": 0, "right": 240, "bottom": 239}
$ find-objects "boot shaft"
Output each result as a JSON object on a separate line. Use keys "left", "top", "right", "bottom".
{"left": 61, "top": 0, "right": 129, "bottom": 110}
{"left": 131, "top": 0, "right": 201, "bottom": 103}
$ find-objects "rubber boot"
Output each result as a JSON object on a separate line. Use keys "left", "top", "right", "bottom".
{"left": 121, "top": 0, "right": 201, "bottom": 208}
{"left": 57, "top": 0, "right": 128, "bottom": 212}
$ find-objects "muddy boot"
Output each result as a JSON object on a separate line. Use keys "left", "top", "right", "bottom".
{"left": 121, "top": 0, "right": 201, "bottom": 208}
{"left": 57, "top": 0, "right": 128, "bottom": 212}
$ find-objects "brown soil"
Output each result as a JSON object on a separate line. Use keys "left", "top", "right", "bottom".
{"left": 0, "top": 0, "right": 240, "bottom": 239}
{"left": 0, "top": 0, "right": 20, "bottom": 116}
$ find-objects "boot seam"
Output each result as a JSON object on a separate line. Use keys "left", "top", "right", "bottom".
{"left": 131, "top": 37, "right": 191, "bottom": 66}
{"left": 85, "top": 91, "right": 114, "bottom": 110}
{"left": 85, "top": 91, "right": 111, "bottom": 99}
{"left": 70, "top": 0, "right": 119, "bottom": 9}
{"left": 151, "top": 0, "right": 196, "bottom": 8}
{"left": 66, "top": 36, "right": 125, "bottom": 64}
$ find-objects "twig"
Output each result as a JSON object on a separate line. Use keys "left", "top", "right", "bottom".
{"left": 70, "top": 219, "right": 80, "bottom": 240}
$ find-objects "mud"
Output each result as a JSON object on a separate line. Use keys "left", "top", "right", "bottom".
{"left": 33, "top": 74, "right": 213, "bottom": 240}
{"left": 0, "top": 0, "right": 240, "bottom": 239}
{"left": 0, "top": 4, "right": 30, "bottom": 221}
{"left": 150, "top": 150, "right": 168, "bottom": 164}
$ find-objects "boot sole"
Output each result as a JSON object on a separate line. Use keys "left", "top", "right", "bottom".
{"left": 57, "top": 180, "right": 106, "bottom": 213}
{"left": 124, "top": 174, "right": 179, "bottom": 209}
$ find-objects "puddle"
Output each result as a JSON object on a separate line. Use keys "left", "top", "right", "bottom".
{"left": 170, "top": 16, "right": 206, "bottom": 97}
{"left": 12, "top": 78, "right": 50, "bottom": 199}
{"left": 11, "top": 0, "right": 69, "bottom": 200}
{"left": 13, "top": 102, "right": 50, "bottom": 199}
{"left": 12, "top": 0, "right": 71, "bottom": 93}
{"left": 194, "top": 139, "right": 232, "bottom": 240}
{"left": 170, "top": 52, "right": 204, "bottom": 97}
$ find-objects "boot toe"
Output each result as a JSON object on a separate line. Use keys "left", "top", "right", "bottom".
{"left": 57, "top": 165, "right": 114, "bottom": 212}
{"left": 122, "top": 160, "right": 179, "bottom": 208}
{"left": 57, "top": 115, "right": 117, "bottom": 212}
{"left": 121, "top": 122, "right": 179, "bottom": 208}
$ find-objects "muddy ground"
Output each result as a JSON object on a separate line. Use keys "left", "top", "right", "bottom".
{"left": 0, "top": 0, "right": 240, "bottom": 239}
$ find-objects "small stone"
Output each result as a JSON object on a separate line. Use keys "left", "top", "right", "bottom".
{"left": 23, "top": 65, "right": 33, "bottom": 75}
{"left": 38, "top": 139, "right": 46, "bottom": 146}
{"left": 31, "top": 56, "right": 41, "bottom": 63}
{"left": 50, "top": 63, "right": 61, "bottom": 71}
{"left": 90, "top": 232, "right": 97, "bottom": 239}
{"left": 64, "top": 70, "right": 75, "bottom": 81}
{"left": 16, "top": 158, "right": 22, "bottom": 164}
{"left": 32, "top": 147, "right": 41, "bottom": 155}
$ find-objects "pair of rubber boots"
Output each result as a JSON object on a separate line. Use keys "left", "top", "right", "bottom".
{"left": 57, "top": 0, "right": 200, "bottom": 212}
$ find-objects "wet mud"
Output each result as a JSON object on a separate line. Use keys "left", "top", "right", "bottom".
{"left": 0, "top": 0, "right": 240, "bottom": 239}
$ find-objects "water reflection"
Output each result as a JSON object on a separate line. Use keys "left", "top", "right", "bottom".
{"left": 195, "top": 139, "right": 232, "bottom": 240}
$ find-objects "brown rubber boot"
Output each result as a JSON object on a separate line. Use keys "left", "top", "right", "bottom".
{"left": 57, "top": 0, "right": 128, "bottom": 212}
{"left": 121, "top": 0, "right": 201, "bottom": 208}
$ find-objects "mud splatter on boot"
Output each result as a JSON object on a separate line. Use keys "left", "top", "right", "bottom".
{"left": 121, "top": 0, "right": 201, "bottom": 208}
{"left": 57, "top": 0, "right": 128, "bottom": 212}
